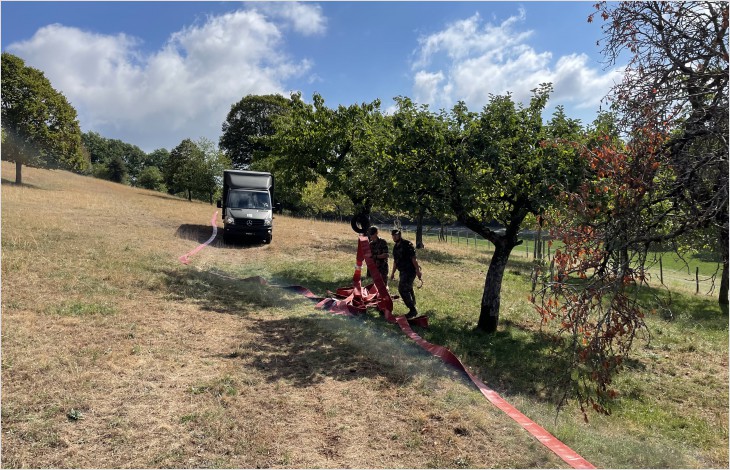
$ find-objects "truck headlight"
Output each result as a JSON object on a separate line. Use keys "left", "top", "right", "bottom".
{"left": 264, "top": 218, "right": 272, "bottom": 226}
{"left": 226, "top": 216, "right": 235, "bottom": 224}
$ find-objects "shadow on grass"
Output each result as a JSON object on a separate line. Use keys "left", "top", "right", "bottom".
{"left": 416, "top": 313, "right": 574, "bottom": 404}
{"left": 160, "top": 266, "right": 304, "bottom": 316}
{"left": 1, "top": 178, "right": 43, "bottom": 189}
{"left": 636, "top": 283, "right": 728, "bottom": 330}
{"left": 175, "top": 224, "right": 218, "bottom": 244}
{"left": 161, "top": 264, "right": 420, "bottom": 388}
{"left": 329, "top": 239, "right": 495, "bottom": 267}
{"left": 235, "top": 315, "right": 418, "bottom": 388}
{"left": 270, "top": 265, "right": 354, "bottom": 297}
{"left": 175, "top": 223, "right": 267, "bottom": 249}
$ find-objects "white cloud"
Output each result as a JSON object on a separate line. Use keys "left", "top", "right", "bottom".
{"left": 277, "top": 2, "right": 327, "bottom": 36}
{"left": 7, "top": 8, "right": 318, "bottom": 152}
{"left": 411, "top": 11, "right": 623, "bottom": 119}
{"left": 253, "top": 1, "right": 327, "bottom": 36}
{"left": 413, "top": 70, "right": 446, "bottom": 105}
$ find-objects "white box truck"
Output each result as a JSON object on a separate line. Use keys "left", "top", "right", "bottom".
{"left": 217, "top": 170, "right": 277, "bottom": 244}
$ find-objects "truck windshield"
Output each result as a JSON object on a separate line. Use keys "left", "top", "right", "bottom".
{"left": 228, "top": 191, "right": 270, "bottom": 210}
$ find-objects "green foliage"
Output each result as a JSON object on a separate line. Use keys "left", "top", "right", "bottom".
{"left": 443, "top": 84, "right": 585, "bottom": 332}
{"left": 137, "top": 166, "right": 165, "bottom": 192}
{"left": 449, "top": 85, "right": 583, "bottom": 231}
{"left": 145, "top": 148, "right": 169, "bottom": 171}
{"left": 219, "top": 94, "right": 290, "bottom": 169}
{"left": 385, "top": 97, "right": 453, "bottom": 238}
{"left": 166, "top": 137, "right": 230, "bottom": 203}
{"left": 268, "top": 92, "right": 390, "bottom": 216}
{"left": 1, "top": 52, "right": 88, "bottom": 183}
{"left": 81, "top": 131, "right": 147, "bottom": 184}
{"left": 299, "top": 176, "right": 354, "bottom": 217}
{"left": 167, "top": 139, "right": 203, "bottom": 199}
{"left": 106, "top": 154, "right": 128, "bottom": 183}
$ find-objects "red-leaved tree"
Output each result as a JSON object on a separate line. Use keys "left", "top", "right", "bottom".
{"left": 533, "top": 123, "right": 671, "bottom": 418}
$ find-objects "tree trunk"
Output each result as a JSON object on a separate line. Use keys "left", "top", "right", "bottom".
{"left": 416, "top": 211, "right": 424, "bottom": 249}
{"left": 720, "top": 223, "right": 729, "bottom": 306}
{"left": 477, "top": 240, "right": 515, "bottom": 333}
{"left": 15, "top": 160, "right": 22, "bottom": 185}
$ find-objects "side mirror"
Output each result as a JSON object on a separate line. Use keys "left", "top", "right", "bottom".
{"left": 216, "top": 200, "right": 222, "bottom": 209}
{"left": 275, "top": 202, "right": 282, "bottom": 213}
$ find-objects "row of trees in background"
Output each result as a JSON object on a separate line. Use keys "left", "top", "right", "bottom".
{"left": 2, "top": 2, "right": 726, "bottom": 417}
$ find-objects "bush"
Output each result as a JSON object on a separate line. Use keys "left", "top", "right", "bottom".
{"left": 137, "top": 166, "right": 165, "bottom": 191}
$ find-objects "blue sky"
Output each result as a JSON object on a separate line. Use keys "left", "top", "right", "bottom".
{"left": 1, "top": 1, "right": 624, "bottom": 153}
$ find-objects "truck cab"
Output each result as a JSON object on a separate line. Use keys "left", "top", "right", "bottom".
{"left": 217, "top": 170, "right": 276, "bottom": 244}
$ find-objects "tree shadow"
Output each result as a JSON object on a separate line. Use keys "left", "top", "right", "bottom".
{"left": 145, "top": 192, "right": 188, "bottom": 202}
{"left": 161, "top": 264, "right": 426, "bottom": 388}
{"left": 417, "top": 247, "right": 463, "bottom": 265}
{"left": 226, "top": 315, "right": 420, "bottom": 388}
{"left": 270, "top": 265, "right": 354, "bottom": 297}
{"left": 1, "top": 178, "right": 42, "bottom": 189}
{"left": 159, "top": 266, "right": 302, "bottom": 316}
{"left": 416, "top": 312, "right": 578, "bottom": 405}
{"left": 632, "top": 283, "right": 728, "bottom": 330}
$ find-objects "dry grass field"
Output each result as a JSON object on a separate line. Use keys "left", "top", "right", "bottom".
{"left": 1, "top": 163, "right": 568, "bottom": 468}
{"left": 2, "top": 161, "right": 728, "bottom": 468}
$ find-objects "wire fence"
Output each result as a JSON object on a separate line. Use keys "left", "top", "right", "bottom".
{"left": 286, "top": 214, "right": 721, "bottom": 297}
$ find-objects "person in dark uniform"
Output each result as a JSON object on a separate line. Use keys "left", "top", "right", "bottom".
{"left": 390, "top": 229, "right": 422, "bottom": 318}
{"left": 367, "top": 226, "right": 389, "bottom": 281}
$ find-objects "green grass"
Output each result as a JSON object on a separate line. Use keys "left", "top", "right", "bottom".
{"left": 275, "top": 237, "right": 728, "bottom": 468}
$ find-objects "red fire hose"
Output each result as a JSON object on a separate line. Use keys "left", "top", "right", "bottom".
{"left": 179, "top": 215, "right": 594, "bottom": 469}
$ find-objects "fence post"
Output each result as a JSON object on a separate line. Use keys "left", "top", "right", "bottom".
{"left": 696, "top": 267, "right": 700, "bottom": 294}
{"left": 659, "top": 257, "right": 664, "bottom": 284}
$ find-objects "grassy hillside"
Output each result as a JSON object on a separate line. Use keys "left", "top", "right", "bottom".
{"left": 2, "top": 162, "right": 728, "bottom": 468}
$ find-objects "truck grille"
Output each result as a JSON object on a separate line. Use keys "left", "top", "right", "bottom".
{"left": 234, "top": 218, "right": 265, "bottom": 227}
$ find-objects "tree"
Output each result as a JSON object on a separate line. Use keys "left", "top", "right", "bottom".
{"left": 137, "top": 166, "right": 165, "bottom": 192}
{"left": 168, "top": 139, "right": 204, "bottom": 200}
{"left": 145, "top": 148, "right": 170, "bottom": 172}
{"left": 1, "top": 52, "right": 88, "bottom": 184}
{"left": 166, "top": 138, "right": 229, "bottom": 203}
{"left": 386, "top": 97, "right": 452, "bottom": 248}
{"left": 81, "top": 131, "right": 109, "bottom": 165}
{"left": 300, "top": 176, "right": 355, "bottom": 219}
{"left": 106, "top": 154, "right": 128, "bottom": 183}
{"left": 529, "top": 2, "right": 728, "bottom": 417}
{"left": 445, "top": 84, "right": 584, "bottom": 333}
{"left": 195, "top": 137, "right": 231, "bottom": 204}
{"left": 590, "top": 1, "right": 729, "bottom": 304}
{"left": 533, "top": 121, "right": 673, "bottom": 418}
{"left": 269, "top": 93, "right": 390, "bottom": 231}
{"left": 219, "top": 94, "right": 290, "bottom": 169}
{"left": 81, "top": 131, "right": 148, "bottom": 184}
